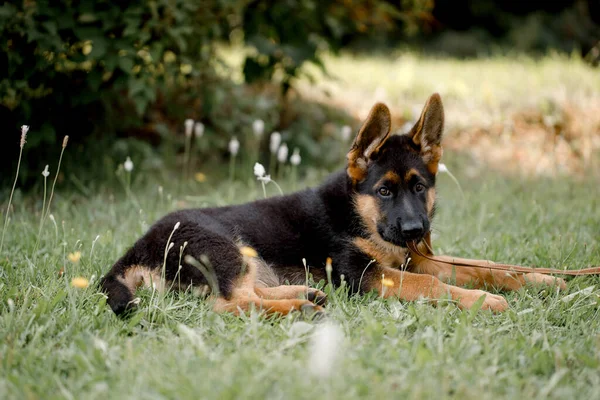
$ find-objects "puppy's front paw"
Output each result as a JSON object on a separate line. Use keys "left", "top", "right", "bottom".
{"left": 524, "top": 273, "right": 567, "bottom": 290}
{"left": 458, "top": 290, "right": 508, "bottom": 313}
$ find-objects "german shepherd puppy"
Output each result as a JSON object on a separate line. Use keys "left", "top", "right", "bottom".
{"left": 101, "top": 94, "right": 565, "bottom": 316}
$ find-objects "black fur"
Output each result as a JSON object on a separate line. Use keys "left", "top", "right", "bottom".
{"left": 100, "top": 132, "right": 436, "bottom": 315}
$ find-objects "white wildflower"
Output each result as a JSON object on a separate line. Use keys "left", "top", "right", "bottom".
{"left": 253, "top": 162, "right": 266, "bottom": 178}
{"left": 277, "top": 143, "right": 288, "bottom": 163}
{"left": 269, "top": 132, "right": 281, "bottom": 154}
{"left": 254, "top": 162, "right": 272, "bottom": 183}
{"left": 308, "top": 323, "right": 344, "bottom": 377}
{"left": 124, "top": 157, "right": 134, "bottom": 172}
{"left": 93, "top": 337, "right": 108, "bottom": 354}
{"left": 194, "top": 122, "right": 204, "bottom": 138}
{"left": 20, "top": 125, "right": 29, "bottom": 148}
{"left": 340, "top": 125, "right": 352, "bottom": 141}
{"left": 228, "top": 137, "right": 240, "bottom": 156}
{"left": 438, "top": 163, "right": 449, "bottom": 173}
{"left": 252, "top": 119, "right": 265, "bottom": 137}
{"left": 42, "top": 165, "right": 50, "bottom": 177}
{"left": 184, "top": 119, "right": 194, "bottom": 137}
{"left": 290, "top": 148, "right": 301, "bottom": 166}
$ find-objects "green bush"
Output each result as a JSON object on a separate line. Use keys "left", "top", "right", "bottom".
{"left": 0, "top": 0, "right": 424, "bottom": 188}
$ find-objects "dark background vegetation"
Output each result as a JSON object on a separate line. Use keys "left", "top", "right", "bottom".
{"left": 1, "top": 0, "right": 599, "bottom": 188}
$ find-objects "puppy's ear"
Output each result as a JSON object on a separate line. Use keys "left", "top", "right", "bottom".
{"left": 410, "top": 93, "right": 444, "bottom": 174}
{"left": 347, "top": 103, "right": 391, "bottom": 183}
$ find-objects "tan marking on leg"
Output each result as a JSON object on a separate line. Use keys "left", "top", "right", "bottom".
{"left": 412, "top": 255, "right": 566, "bottom": 291}
{"left": 213, "top": 297, "right": 320, "bottom": 316}
{"left": 366, "top": 266, "right": 508, "bottom": 312}
{"left": 212, "top": 253, "right": 323, "bottom": 316}
{"left": 255, "top": 285, "right": 326, "bottom": 301}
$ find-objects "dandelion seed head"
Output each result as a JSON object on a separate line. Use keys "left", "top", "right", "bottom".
{"left": 42, "top": 165, "right": 50, "bottom": 178}
{"left": 253, "top": 162, "right": 266, "bottom": 178}
{"left": 20, "top": 125, "right": 29, "bottom": 148}
{"left": 228, "top": 137, "right": 240, "bottom": 156}
{"left": 194, "top": 122, "right": 204, "bottom": 138}
{"left": 252, "top": 119, "right": 265, "bottom": 137}
{"left": 184, "top": 119, "right": 194, "bottom": 137}
{"left": 341, "top": 125, "right": 352, "bottom": 141}
{"left": 308, "top": 323, "right": 344, "bottom": 377}
{"left": 290, "top": 148, "right": 301, "bottom": 166}
{"left": 257, "top": 174, "right": 272, "bottom": 184}
{"left": 124, "top": 156, "right": 134, "bottom": 172}
{"left": 277, "top": 143, "right": 288, "bottom": 163}
{"left": 269, "top": 132, "right": 281, "bottom": 154}
{"left": 93, "top": 337, "right": 108, "bottom": 354}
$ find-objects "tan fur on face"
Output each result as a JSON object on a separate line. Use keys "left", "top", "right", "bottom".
{"left": 354, "top": 194, "right": 381, "bottom": 235}
{"left": 353, "top": 194, "right": 408, "bottom": 268}
{"left": 354, "top": 237, "right": 408, "bottom": 269}
{"left": 426, "top": 188, "right": 436, "bottom": 219}
{"left": 404, "top": 168, "right": 424, "bottom": 182}
{"left": 384, "top": 171, "right": 401, "bottom": 184}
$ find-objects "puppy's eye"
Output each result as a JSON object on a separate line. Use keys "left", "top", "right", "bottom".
{"left": 415, "top": 183, "right": 426, "bottom": 193}
{"left": 378, "top": 187, "right": 391, "bottom": 197}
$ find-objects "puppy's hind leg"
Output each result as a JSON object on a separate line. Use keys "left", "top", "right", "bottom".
{"left": 254, "top": 286, "right": 328, "bottom": 306}
{"left": 209, "top": 249, "right": 324, "bottom": 316}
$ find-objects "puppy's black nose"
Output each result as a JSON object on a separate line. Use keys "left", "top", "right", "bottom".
{"left": 401, "top": 220, "right": 425, "bottom": 240}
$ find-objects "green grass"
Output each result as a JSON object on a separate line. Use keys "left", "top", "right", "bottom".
{"left": 2, "top": 51, "right": 600, "bottom": 399}
{"left": 1, "top": 150, "right": 599, "bottom": 399}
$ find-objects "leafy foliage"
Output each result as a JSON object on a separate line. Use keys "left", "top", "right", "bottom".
{"left": 0, "top": 0, "right": 428, "bottom": 186}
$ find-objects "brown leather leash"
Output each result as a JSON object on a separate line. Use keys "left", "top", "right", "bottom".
{"left": 407, "top": 240, "right": 600, "bottom": 277}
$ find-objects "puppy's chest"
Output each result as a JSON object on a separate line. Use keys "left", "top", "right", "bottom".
{"left": 353, "top": 237, "right": 408, "bottom": 268}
